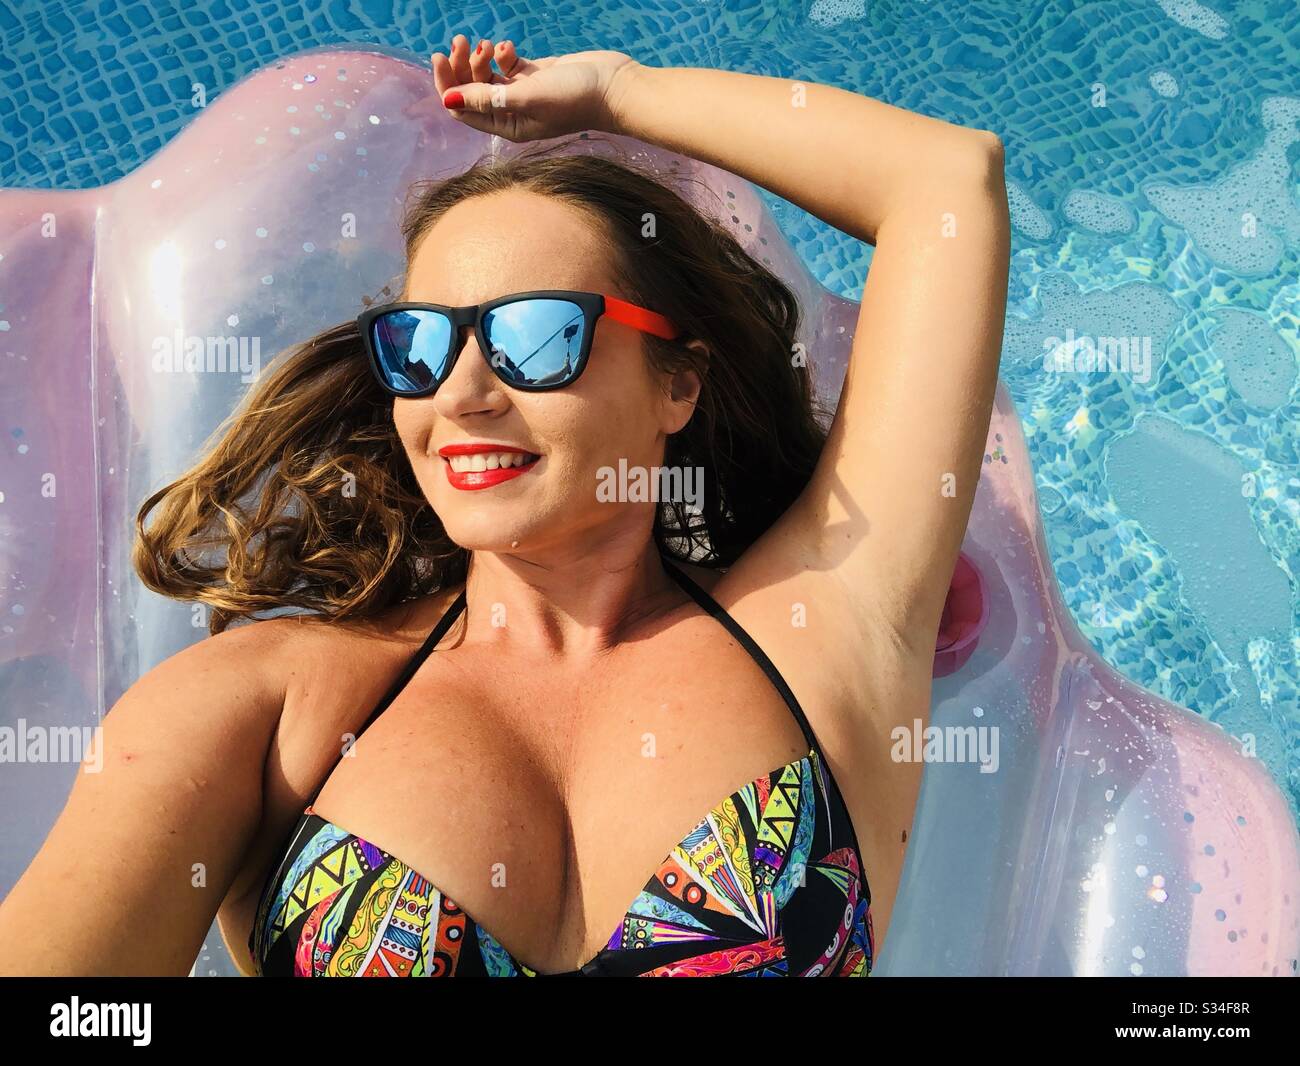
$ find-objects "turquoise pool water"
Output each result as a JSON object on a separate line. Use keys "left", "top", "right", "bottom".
{"left": 2, "top": 0, "right": 1297, "bottom": 829}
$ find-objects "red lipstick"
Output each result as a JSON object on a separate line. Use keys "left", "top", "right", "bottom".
{"left": 436, "top": 442, "right": 540, "bottom": 491}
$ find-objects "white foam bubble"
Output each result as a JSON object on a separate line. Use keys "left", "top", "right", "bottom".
{"left": 1149, "top": 71, "right": 1180, "bottom": 98}
{"left": 809, "top": 0, "right": 866, "bottom": 28}
{"left": 1063, "top": 189, "right": 1136, "bottom": 234}
{"left": 1155, "top": 0, "right": 1229, "bottom": 40}
{"left": 1007, "top": 179, "right": 1054, "bottom": 240}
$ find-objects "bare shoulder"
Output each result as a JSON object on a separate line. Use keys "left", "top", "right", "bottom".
{"left": 222, "top": 588, "right": 464, "bottom": 708}
{"left": 106, "top": 612, "right": 306, "bottom": 749}
{"left": 267, "top": 588, "right": 468, "bottom": 722}
{"left": 0, "top": 613, "right": 316, "bottom": 975}
{"left": 670, "top": 540, "right": 933, "bottom": 735}
{"left": 214, "top": 590, "right": 466, "bottom": 973}
{"left": 222, "top": 590, "right": 466, "bottom": 822}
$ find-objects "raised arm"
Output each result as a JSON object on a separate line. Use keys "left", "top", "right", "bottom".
{"left": 434, "top": 37, "right": 1009, "bottom": 682}
{"left": 603, "top": 61, "right": 1010, "bottom": 657}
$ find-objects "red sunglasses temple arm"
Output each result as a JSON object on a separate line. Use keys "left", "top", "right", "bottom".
{"left": 602, "top": 295, "right": 682, "bottom": 341}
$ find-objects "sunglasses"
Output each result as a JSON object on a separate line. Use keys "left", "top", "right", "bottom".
{"left": 358, "top": 289, "right": 681, "bottom": 398}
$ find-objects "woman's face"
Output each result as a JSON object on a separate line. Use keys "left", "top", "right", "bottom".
{"left": 392, "top": 189, "right": 700, "bottom": 559}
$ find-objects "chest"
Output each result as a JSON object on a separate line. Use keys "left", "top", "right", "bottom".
{"left": 274, "top": 613, "right": 830, "bottom": 971}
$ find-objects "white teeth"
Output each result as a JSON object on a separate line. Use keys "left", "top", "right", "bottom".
{"left": 446, "top": 451, "right": 536, "bottom": 473}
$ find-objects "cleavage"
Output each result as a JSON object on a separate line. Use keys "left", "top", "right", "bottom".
{"left": 306, "top": 618, "right": 812, "bottom": 972}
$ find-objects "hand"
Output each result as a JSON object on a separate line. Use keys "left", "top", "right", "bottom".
{"left": 430, "top": 35, "right": 639, "bottom": 142}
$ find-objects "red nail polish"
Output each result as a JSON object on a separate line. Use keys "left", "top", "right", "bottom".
{"left": 443, "top": 90, "right": 464, "bottom": 109}
{"left": 475, "top": 42, "right": 482, "bottom": 54}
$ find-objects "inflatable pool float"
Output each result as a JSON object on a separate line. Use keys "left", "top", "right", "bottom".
{"left": 1, "top": 45, "right": 1296, "bottom": 976}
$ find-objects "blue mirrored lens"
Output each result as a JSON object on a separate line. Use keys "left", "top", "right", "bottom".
{"left": 483, "top": 299, "right": 586, "bottom": 388}
{"left": 371, "top": 309, "right": 453, "bottom": 393}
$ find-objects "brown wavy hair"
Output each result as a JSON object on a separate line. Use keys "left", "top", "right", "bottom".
{"left": 133, "top": 136, "right": 829, "bottom": 635}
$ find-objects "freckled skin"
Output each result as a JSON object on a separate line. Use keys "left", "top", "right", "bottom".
{"left": 391, "top": 189, "right": 700, "bottom": 558}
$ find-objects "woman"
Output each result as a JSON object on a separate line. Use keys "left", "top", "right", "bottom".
{"left": 0, "top": 35, "right": 1009, "bottom": 977}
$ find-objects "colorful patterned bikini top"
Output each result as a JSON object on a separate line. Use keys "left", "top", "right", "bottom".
{"left": 249, "top": 558, "right": 874, "bottom": 977}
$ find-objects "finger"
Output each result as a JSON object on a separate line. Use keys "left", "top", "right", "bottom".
{"left": 469, "top": 38, "right": 494, "bottom": 81}
{"left": 430, "top": 51, "right": 455, "bottom": 96}
{"left": 448, "top": 34, "right": 473, "bottom": 84}
{"left": 494, "top": 40, "right": 534, "bottom": 78}
{"left": 442, "top": 79, "right": 508, "bottom": 115}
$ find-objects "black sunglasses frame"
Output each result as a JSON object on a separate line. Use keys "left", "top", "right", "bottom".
{"left": 358, "top": 289, "right": 616, "bottom": 399}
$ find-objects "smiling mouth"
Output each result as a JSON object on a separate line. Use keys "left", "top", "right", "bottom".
{"left": 438, "top": 448, "right": 541, "bottom": 490}
{"left": 444, "top": 450, "right": 540, "bottom": 473}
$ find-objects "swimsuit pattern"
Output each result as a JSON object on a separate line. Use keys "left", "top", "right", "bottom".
{"left": 251, "top": 748, "right": 873, "bottom": 977}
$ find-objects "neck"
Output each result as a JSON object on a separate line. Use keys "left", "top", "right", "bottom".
{"left": 456, "top": 533, "right": 683, "bottom": 662}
